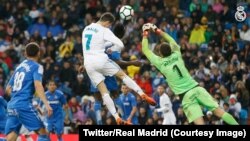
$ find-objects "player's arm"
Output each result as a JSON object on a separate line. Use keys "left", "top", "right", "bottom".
{"left": 115, "top": 60, "right": 142, "bottom": 67}
{"left": 36, "top": 106, "right": 43, "bottom": 115}
{"left": 142, "top": 31, "right": 161, "bottom": 67}
{"left": 107, "top": 51, "right": 142, "bottom": 67}
{"left": 128, "top": 106, "right": 137, "bottom": 122}
{"left": 104, "top": 28, "right": 124, "bottom": 52}
{"left": 155, "top": 104, "right": 169, "bottom": 113}
{"left": 151, "top": 25, "right": 180, "bottom": 52}
{"left": 5, "top": 85, "right": 12, "bottom": 96}
{"left": 5, "top": 74, "right": 14, "bottom": 96}
{"left": 35, "top": 81, "right": 52, "bottom": 116}
{"left": 127, "top": 95, "right": 137, "bottom": 122}
{"left": 60, "top": 91, "right": 67, "bottom": 109}
{"left": 34, "top": 65, "right": 53, "bottom": 117}
{"left": 155, "top": 96, "right": 170, "bottom": 113}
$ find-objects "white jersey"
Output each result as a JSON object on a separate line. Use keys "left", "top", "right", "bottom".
{"left": 82, "top": 23, "right": 124, "bottom": 64}
{"left": 156, "top": 93, "right": 176, "bottom": 125}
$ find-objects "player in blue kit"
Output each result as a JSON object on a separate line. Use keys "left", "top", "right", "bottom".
{"left": 0, "top": 96, "right": 7, "bottom": 134}
{"left": 120, "top": 84, "right": 138, "bottom": 125}
{"left": 4, "top": 42, "right": 53, "bottom": 141}
{"left": 88, "top": 23, "right": 141, "bottom": 125}
{"left": 45, "top": 80, "right": 66, "bottom": 141}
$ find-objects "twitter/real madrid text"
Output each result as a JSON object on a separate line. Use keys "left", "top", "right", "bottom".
{"left": 82, "top": 128, "right": 246, "bottom": 138}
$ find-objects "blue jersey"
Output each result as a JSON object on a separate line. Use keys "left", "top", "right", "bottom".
{"left": 107, "top": 51, "right": 121, "bottom": 61}
{"left": 45, "top": 90, "right": 66, "bottom": 121}
{"left": 0, "top": 96, "right": 7, "bottom": 133}
{"left": 90, "top": 51, "right": 120, "bottom": 93}
{"left": 0, "top": 96, "right": 7, "bottom": 120}
{"left": 7, "top": 59, "right": 43, "bottom": 108}
{"left": 120, "top": 92, "right": 138, "bottom": 124}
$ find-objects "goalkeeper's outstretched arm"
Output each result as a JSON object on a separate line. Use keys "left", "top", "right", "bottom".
{"left": 152, "top": 25, "right": 180, "bottom": 52}
{"left": 142, "top": 31, "right": 161, "bottom": 67}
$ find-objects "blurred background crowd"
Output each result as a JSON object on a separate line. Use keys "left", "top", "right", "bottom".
{"left": 0, "top": 0, "right": 250, "bottom": 133}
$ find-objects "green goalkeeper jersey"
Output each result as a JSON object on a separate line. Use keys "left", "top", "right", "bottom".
{"left": 142, "top": 32, "right": 198, "bottom": 95}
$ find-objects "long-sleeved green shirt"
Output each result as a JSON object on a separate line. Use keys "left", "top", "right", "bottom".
{"left": 142, "top": 33, "right": 198, "bottom": 95}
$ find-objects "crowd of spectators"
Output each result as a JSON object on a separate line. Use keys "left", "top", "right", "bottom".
{"left": 0, "top": 0, "right": 250, "bottom": 133}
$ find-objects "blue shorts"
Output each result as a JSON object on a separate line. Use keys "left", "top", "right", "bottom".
{"left": 0, "top": 119, "right": 6, "bottom": 134}
{"left": 5, "top": 106, "right": 44, "bottom": 135}
{"left": 90, "top": 76, "right": 118, "bottom": 93}
{"left": 46, "top": 119, "right": 63, "bottom": 135}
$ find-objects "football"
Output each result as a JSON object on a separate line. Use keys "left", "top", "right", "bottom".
{"left": 119, "top": 5, "right": 134, "bottom": 20}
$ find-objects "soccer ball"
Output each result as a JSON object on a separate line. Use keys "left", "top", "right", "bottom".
{"left": 119, "top": 5, "right": 134, "bottom": 20}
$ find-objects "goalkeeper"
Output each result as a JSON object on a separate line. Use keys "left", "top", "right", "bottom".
{"left": 141, "top": 23, "right": 238, "bottom": 125}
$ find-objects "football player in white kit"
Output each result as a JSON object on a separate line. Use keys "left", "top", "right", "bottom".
{"left": 155, "top": 85, "right": 176, "bottom": 125}
{"left": 82, "top": 12, "right": 156, "bottom": 125}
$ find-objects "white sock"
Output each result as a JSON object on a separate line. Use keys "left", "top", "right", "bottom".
{"left": 102, "top": 93, "right": 119, "bottom": 119}
{"left": 122, "top": 76, "right": 144, "bottom": 95}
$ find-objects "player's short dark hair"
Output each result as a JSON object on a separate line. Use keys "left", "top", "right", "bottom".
{"left": 99, "top": 12, "right": 115, "bottom": 23}
{"left": 113, "top": 23, "right": 125, "bottom": 39}
{"left": 159, "top": 42, "right": 172, "bottom": 57}
{"left": 48, "top": 80, "right": 57, "bottom": 86}
{"left": 25, "top": 42, "right": 40, "bottom": 57}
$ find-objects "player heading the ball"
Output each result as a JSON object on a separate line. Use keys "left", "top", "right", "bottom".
{"left": 82, "top": 12, "right": 156, "bottom": 125}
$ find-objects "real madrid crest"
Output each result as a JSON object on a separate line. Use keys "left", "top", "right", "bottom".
{"left": 235, "top": 6, "right": 247, "bottom": 22}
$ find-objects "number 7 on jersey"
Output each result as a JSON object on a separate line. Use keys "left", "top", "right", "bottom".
{"left": 85, "top": 34, "right": 92, "bottom": 50}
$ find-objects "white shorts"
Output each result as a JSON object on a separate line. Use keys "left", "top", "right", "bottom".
{"left": 85, "top": 59, "right": 120, "bottom": 87}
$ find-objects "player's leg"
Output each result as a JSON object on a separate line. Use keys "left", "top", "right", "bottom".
{"left": 105, "top": 77, "right": 121, "bottom": 106}
{"left": 102, "top": 60, "right": 156, "bottom": 106}
{"left": 54, "top": 119, "right": 64, "bottom": 141}
{"left": 181, "top": 89, "right": 205, "bottom": 125}
{"left": 18, "top": 106, "right": 50, "bottom": 141}
{"left": 45, "top": 121, "right": 53, "bottom": 136}
{"left": 6, "top": 132, "right": 18, "bottom": 141}
{"left": 195, "top": 87, "right": 238, "bottom": 125}
{"left": 113, "top": 68, "right": 156, "bottom": 105}
{"left": 17, "top": 126, "right": 33, "bottom": 141}
{"left": 35, "top": 128, "right": 50, "bottom": 141}
{"left": 86, "top": 62, "right": 130, "bottom": 125}
{"left": 104, "top": 76, "right": 124, "bottom": 116}
{"left": 213, "top": 108, "right": 238, "bottom": 125}
{"left": 5, "top": 109, "right": 22, "bottom": 141}
{"left": 90, "top": 83, "right": 103, "bottom": 125}
{"left": 169, "top": 113, "right": 177, "bottom": 125}
{"left": 24, "top": 135, "right": 33, "bottom": 141}
{"left": 97, "top": 81, "right": 127, "bottom": 124}
{"left": 93, "top": 91, "right": 103, "bottom": 125}
{"left": 111, "top": 90, "right": 124, "bottom": 117}
{"left": 162, "top": 118, "right": 168, "bottom": 125}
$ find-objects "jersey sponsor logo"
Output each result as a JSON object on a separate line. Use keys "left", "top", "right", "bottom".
{"left": 7, "top": 109, "right": 18, "bottom": 116}
{"left": 48, "top": 100, "right": 59, "bottom": 104}
{"left": 123, "top": 102, "right": 130, "bottom": 106}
